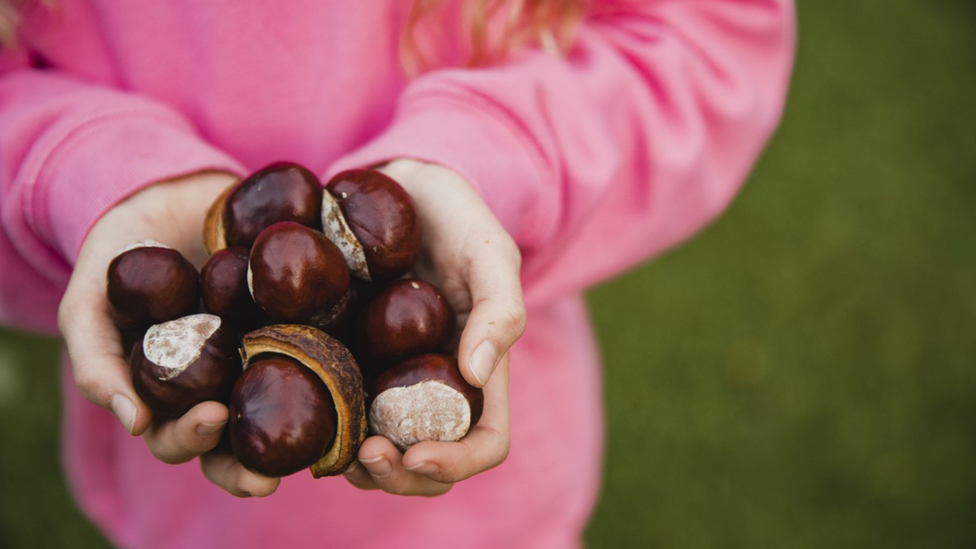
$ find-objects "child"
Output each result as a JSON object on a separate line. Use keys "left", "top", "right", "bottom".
{"left": 0, "top": 1, "right": 796, "bottom": 547}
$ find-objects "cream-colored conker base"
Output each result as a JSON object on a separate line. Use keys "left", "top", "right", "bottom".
{"left": 369, "top": 381, "right": 472, "bottom": 451}
{"left": 320, "top": 190, "right": 370, "bottom": 280}
{"left": 143, "top": 314, "right": 222, "bottom": 380}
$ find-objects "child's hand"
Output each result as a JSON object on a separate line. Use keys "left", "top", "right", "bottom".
{"left": 342, "top": 159, "right": 526, "bottom": 496}
{"left": 58, "top": 171, "right": 280, "bottom": 497}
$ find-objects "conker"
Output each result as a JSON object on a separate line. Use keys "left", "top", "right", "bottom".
{"left": 106, "top": 240, "right": 200, "bottom": 333}
{"left": 228, "top": 354, "right": 338, "bottom": 478}
{"left": 130, "top": 313, "right": 241, "bottom": 419}
{"left": 247, "top": 221, "right": 350, "bottom": 323}
{"left": 200, "top": 247, "right": 266, "bottom": 330}
{"left": 236, "top": 324, "right": 366, "bottom": 477}
{"left": 369, "top": 354, "right": 484, "bottom": 451}
{"left": 355, "top": 278, "right": 456, "bottom": 375}
{"left": 308, "top": 277, "right": 378, "bottom": 345}
{"left": 322, "top": 168, "right": 421, "bottom": 282}
{"left": 204, "top": 162, "right": 323, "bottom": 252}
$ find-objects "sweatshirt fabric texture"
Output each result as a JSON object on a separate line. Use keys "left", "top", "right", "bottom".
{"left": 0, "top": 1, "right": 795, "bottom": 547}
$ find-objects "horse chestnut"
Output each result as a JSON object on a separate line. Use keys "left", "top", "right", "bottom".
{"left": 355, "top": 278, "right": 456, "bottom": 375}
{"left": 369, "top": 354, "right": 483, "bottom": 451}
{"left": 233, "top": 324, "right": 366, "bottom": 478}
{"left": 204, "top": 162, "right": 323, "bottom": 252}
{"left": 228, "top": 354, "right": 338, "bottom": 478}
{"left": 321, "top": 168, "right": 421, "bottom": 282}
{"left": 130, "top": 313, "right": 241, "bottom": 419}
{"left": 247, "top": 222, "right": 350, "bottom": 323}
{"left": 106, "top": 240, "right": 200, "bottom": 333}
{"left": 200, "top": 247, "right": 266, "bottom": 330}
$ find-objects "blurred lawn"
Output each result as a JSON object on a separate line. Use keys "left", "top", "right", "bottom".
{"left": 1, "top": 0, "right": 975, "bottom": 548}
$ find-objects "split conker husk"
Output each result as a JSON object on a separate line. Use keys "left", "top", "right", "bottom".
{"left": 106, "top": 241, "right": 200, "bottom": 333}
{"left": 355, "top": 278, "right": 456, "bottom": 375}
{"left": 130, "top": 313, "right": 242, "bottom": 419}
{"left": 322, "top": 168, "right": 421, "bottom": 282}
{"left": 247, "top": 221, "right": 350, "bottom": 323}
{"left": 204, "top": 162, "right": 323, "bottom": 253}
{"left": 228, "top": 354, "right": 338, "bottom": 478}
{"left": 369, "top": 354, "right": 484, "bottom": 451}
{"left": 232, "top": 324, "right": 366, "bottom": 478}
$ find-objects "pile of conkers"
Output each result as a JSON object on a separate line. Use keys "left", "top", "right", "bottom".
{"left": 106, "top": 162, "right": 483, "bottom": 479}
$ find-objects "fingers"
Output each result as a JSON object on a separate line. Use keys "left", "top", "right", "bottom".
{"left": 376, "top": 159, "right": 527, "bottom": 388}
{"left": 200, "top": 451, "right": 280, "bottom": 498}
{"left": 142, "top": 401, "right": 229, "bottom": 464}
{"left": 457, "top": 240, "right": 526, "bottom": 388}
{"left": 59, "top": 266, "right": 153, "bottom": 436}
{"left": 348, "top": 436, "right": 454, "bottom": 497}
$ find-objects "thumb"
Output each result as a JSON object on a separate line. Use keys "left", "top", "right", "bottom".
{"left": 58, "top": 276, "right": 152, "bottom": 436}
{"left": 456, "top": 244, "right": 526, "bottom": 388}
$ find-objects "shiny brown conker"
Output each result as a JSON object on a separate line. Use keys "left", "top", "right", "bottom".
{"left": 369, "top": 354, "right": 484, "bottom": 451}
{"left": 218, "top": 162, "right": 324, "bottom": 250}
{"left": 236, "top": 324, "right": 367, "bottom": 478}
{"left": 130, "top": 314, "right": 242, "bottom": 419}
{"left": 322, "top": 168, "right": 421, "bottom": 283}
{"left": 228, "top": 354, "right": 338, "bottom": 478}
{"left": 308, "top": 277, "right": 378, "bottom": 346}
{"left": 106, "top": 240, "right": 200, "bottom": 333}
{"left": 247, "top": 221, "right": 350, "bottom": 323}
{"left": 355, "top": 278, "right": 456, "bottom": 375}
{"left": 200, "top": 247, "right": 266, "bottom": 330}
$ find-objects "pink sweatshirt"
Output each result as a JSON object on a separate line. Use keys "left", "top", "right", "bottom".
{"left": 0, "top": 1, "right": 795, "bottom": 548}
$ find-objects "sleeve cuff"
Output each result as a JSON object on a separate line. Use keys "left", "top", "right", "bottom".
{"left": 30, "top": 111, "right": 244, "bottom": 263}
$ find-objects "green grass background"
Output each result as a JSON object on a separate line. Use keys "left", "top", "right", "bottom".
{"left": 2, "top": 0, "right": 974, "bottom": 547}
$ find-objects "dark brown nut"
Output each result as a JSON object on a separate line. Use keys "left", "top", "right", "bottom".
{"left": 130, "top": 314, "right": 241, "bottom": 419}
{"left": 228, "top": 354, "right": 338, "bottom": 478}
{"left": 234, "top": 324, "right": 366, "bottom": 478}
{"left": 322, "top": 168, "right": 421, "bottom": 283}
{"left": 204, "top": 162, "right": 323, "bottom": 253}
{"left": 308, "top": 277, "right": 378, "bottom": 346}
{"left": 369, "top": 354, "right": 483, "bottom": 451}
{"left": 355, "top": 278, "right": 456, "bottom": 375}
{"left": 247, "top": 221, "right": 350, "bottom": 323}
{"left": 107, "top": 240, "right": 200, "bottom": 333}
{"left": 199, "top": 247, "right": 266, "bottom": 330}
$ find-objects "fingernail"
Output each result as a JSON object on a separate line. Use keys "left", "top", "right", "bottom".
{"left": 361, "top": 456, "right": 393, "bottom": 479}
{"left": 196, "top": 421, "right": 226, "bottom": 438}
{"left": 470, "top": 341, "right": 498, "bottom": 387}
{"left": 110, "top": 394, "right": 136, "bottom": 434}
{"left": 404, "top": 461, "right": 440, "bottom": 476}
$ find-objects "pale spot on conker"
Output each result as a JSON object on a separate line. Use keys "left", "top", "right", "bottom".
{"left": 369, "top": 380, "right": 471, "bottom": 451}
{"left": 321, "top": 191, "right": 370, "bottom": 280}
{"left": 143, "top": 314, "right": 222, "bottom": 380}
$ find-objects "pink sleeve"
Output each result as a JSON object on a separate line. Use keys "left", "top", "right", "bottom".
{"left": 0, "top": 62, "right": 244, "bottom": 333}
{"left": 328, "top": 0, "right": 796, "bottom": 306}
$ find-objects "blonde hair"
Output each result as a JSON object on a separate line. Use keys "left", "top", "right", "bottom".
{"left": 0, "top": 0, "right": 24, "bottom": 48}
{"left": 2, "top": 0, "right": 584, "bottom": 68}
{"left": 402, "top": 0, "right": 585, "bottom": 73}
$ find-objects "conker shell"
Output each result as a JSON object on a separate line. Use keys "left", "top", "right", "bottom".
{"left": 229, "top": 354, "right": 338, "bottom": 478}
{"left": 239, "top": 324, "right": 366, "bottom": 477}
